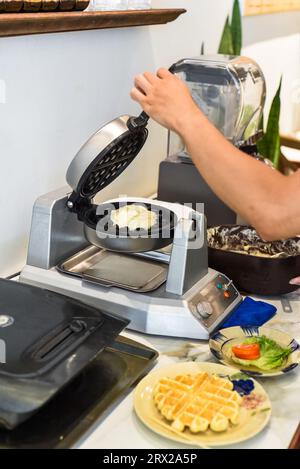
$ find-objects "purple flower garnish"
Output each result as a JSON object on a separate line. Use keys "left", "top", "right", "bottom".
{"left": 232, "top": 379, "right": 255, "bottom": 396}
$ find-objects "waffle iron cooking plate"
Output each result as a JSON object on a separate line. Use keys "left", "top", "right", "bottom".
{"left": 0, "top": 279, "right": 129, "bottom": 430}
{"left": 83, "top": 201, "right": 176, "bottom": 253}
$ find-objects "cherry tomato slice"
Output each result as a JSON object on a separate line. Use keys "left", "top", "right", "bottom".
{"left": 232, "top": 343, "right": 260, "bottom": 360}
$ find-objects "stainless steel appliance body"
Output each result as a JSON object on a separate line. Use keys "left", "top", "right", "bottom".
{"left": 20, "top": 94, "right": 242, "bottom": 341}
{"left": 20, "top": 190, "right": 242, "bottom": 340}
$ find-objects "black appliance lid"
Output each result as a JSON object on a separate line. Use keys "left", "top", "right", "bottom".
{"left": 0, "top": 279, "right": 128, "bottom": 379}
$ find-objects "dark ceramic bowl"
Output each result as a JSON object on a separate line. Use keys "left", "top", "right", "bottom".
{"left": 208, "top": 225, "right": 300, "bottom": 296}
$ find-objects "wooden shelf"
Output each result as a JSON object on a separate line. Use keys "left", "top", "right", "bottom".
{"left": 244, "top": 0, "right": 300, "bottom": 16}
{"left": 281, "top": 133, "right": 300, "bottom": 151}
{"left": 0, "top": 8, "right": 186, "bottom": 38}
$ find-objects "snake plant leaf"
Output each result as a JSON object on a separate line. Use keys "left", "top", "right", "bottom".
{"left": 257, "top": 78, "right": 282, "bottom": 169}
{"left": 218, "top": 16, "right": 234, "bottom": 55}
{"left": 231, "top": 0, "right": 242, "bottom": 55}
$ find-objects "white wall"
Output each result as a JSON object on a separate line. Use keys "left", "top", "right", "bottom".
{"left": 242, "top": 11, "right": 300, "bottom": 132}
{"left": 0, "top": 0, "right": 299, "bottom": 276}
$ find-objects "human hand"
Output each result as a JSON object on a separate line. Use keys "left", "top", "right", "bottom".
{"left": 290, "top": 276, "right": 300, "bottom": 286}
{"left": 130, "top": 68, "right": 201, "bottom": 136}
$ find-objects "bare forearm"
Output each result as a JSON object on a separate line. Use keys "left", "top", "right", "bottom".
{"left": 180, "top": 110, "right": 300, "bottom": 240}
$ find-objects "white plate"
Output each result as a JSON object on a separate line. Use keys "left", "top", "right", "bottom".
{"left": 134, "top": 361, "right": 271, "bottom": 448}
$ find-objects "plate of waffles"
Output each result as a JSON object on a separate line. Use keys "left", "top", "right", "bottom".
{"left": 134, "top": 362, "right": 271, "bottom": 447}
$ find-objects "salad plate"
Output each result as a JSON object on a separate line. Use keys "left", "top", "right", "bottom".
{"left": 134, "top": 362, "right": 271, "bottom": 448}
{"left": 209, "top": 326, "right": 300, "bottom": 377}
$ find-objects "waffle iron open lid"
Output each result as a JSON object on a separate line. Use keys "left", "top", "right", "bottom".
{"left": 66, "top": 114, "right": 149, "bottom": 210}
{"left": 66, "top": 64, "right": 177, "bottom": 210}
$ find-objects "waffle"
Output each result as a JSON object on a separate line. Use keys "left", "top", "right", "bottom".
{"left": 111, "top": 205, "right": 157, "bottom": 231}
{"left": 153, "top": 372, "right": 242, "bottom": 433}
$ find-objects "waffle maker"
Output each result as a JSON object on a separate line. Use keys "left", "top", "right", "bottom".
{"left": 20, "top": 97, "right": 242, "bottom": 341}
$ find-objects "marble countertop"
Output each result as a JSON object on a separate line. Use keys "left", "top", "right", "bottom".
{"left": 79, "top": 293, "right": 300, "bottom": 450}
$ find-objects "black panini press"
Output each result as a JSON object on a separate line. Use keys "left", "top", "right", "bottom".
{"left": 0, "top": 279, "right": 156, "bottom": 437}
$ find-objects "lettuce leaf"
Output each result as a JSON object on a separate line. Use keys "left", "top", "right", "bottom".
{"left": 231, "top": 335, "right": 291, "bottom": 371}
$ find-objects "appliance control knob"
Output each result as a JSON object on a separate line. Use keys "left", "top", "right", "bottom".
{"left": 196, "top": 302, "right": 213, "bottom": 319}
{"left": 224, "top": 280, "right": 233, "bottom": 291}
{"left": 70, "top": 320, "right": 87, "bottom": 333}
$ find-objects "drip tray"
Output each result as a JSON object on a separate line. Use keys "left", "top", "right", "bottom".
{"left": 0, "top": 336, "right": 158, "bottom": 449}
{"left": 57, "top": 246, "right": 168, "bottom": 292}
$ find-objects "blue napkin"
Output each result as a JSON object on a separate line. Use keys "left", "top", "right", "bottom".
{"left": 222, "top": 297, "right": 277, "bottom": 329}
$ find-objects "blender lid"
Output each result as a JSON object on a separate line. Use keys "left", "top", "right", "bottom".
{"left": 170, "top": 55, "right": 266, "bottom": 146}
{"left": 66, "top": 115, "right": 148, "bottom": 202}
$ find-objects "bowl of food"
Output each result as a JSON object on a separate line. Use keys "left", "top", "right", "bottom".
{"left": 209, "top": 326, "right": 300, "bottom": 377}
{"left": 207, "top": 225, "right": 300, "bottom": 295}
